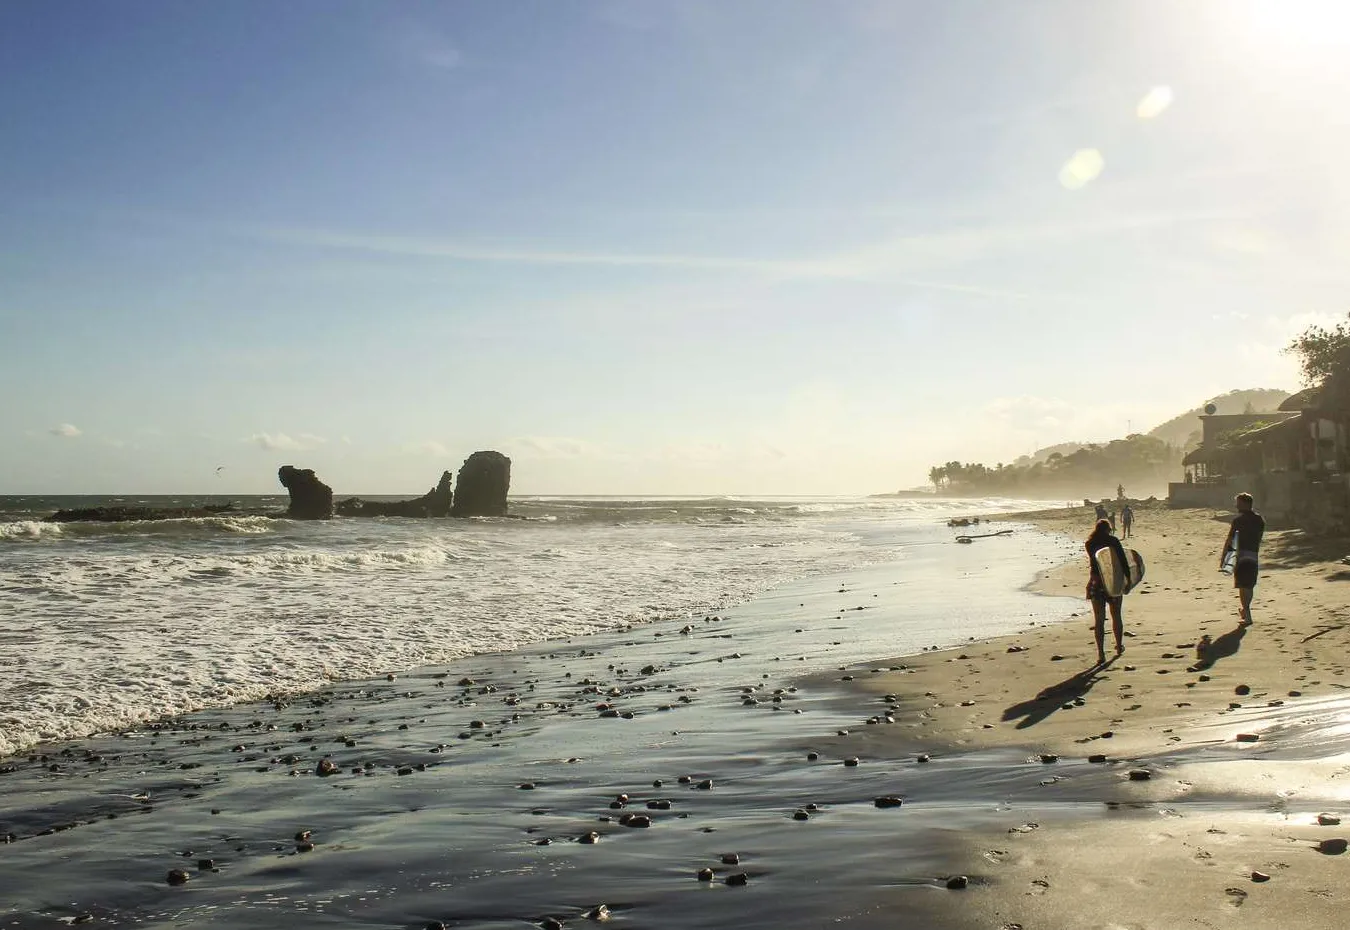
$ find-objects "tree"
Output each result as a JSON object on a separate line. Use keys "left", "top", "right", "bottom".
{"left": 1287, "top": 312, "right": 1350, "bottom": 413}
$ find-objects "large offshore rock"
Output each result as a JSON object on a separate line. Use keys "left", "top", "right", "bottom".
{"left": 451, "top": 451, "right": 511, "bottom": 517}
{"left": 277, "top": 465, "right": 334, "bottom": 520}
{"left": 335, "top": 471, "right": 454, "bottom": 518}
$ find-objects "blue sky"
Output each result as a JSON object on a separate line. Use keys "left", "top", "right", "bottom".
{"left": 3, "top": 0, "right": 1349, "bottom": 493}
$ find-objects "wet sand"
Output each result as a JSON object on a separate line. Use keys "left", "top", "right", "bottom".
{"left": 831, "top": 503, "right": 1350, "bottom": 929}
{"left": 4, "top": 508, "right": 1348, "bottom": 929}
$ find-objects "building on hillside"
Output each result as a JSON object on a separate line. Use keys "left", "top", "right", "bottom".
{"left": 1168, "top": 391, "right": 1348, "bottom": 527}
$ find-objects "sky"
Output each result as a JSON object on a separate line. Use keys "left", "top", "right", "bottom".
{"left": 3, "top": 0, "right": 1349, "bottom": 494}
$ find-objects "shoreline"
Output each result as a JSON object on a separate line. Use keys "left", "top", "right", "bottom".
{"left": 5, "top": 506, "right": 1346, "bottom": 927}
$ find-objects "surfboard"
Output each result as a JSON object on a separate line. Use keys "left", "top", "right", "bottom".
{"left": 1094, "top": 546, "right": 1146, "bottom": 597}
{"left": 1220, "top": 531, "right": 1239, "bottom": 574}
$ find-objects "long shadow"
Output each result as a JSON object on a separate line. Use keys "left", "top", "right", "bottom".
{"left": 1192, "top": 621, "right": 1248, "bottom": 670}
{"left": 1001, "top": 658, "right": 1115, "bottom": 731}
{"left": 1262, "top": 528, "right": 1350, "bottom": 570}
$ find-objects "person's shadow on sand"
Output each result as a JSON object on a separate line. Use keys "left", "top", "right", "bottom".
{"left": 1001, "top": 658, "right": 1116, "bottom": 730}
{"left": 1191, "top": 621, "right": 1248, "bottom": 671}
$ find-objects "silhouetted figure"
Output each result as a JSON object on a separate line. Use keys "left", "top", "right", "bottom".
{"left": 1094, "top": 503, "right": 1109, "bottom": 522}
{"left": 1221, "top": 493, "right": 1265, "bottom": 625}
{"left": 1121, "top": 504, "right": 1134, "bottom": 538}
{"left": 1085, "top": 519, "right": 1131, "bottom": 664}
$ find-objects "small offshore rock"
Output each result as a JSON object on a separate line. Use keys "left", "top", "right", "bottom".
{"left": 584, "top": 904, "right": 611, "bottom": 921}
{"left": 697, "top": 867, "right": 715, "bottom": 881}
{"left": 166, "top": 869, "right": 190, "bottom": 886}
{"left": 316, "top": 758, "right": 339, "bottom": 777}
{"left": 806, "top": 751, "right": 819, "bottom": 761}
{"left": 721, "top": 853, "right": 740, "bottom": 864}
{"left": 695, "top": 779, "right": 713, "bottom": 790}
{"left": 1039, "top": 753, "right": 1059, "bottom": 764}
{"left": 874, "top": 796, "right": 904, "bottom": 808}
{"left": 579, "top": 831, "right": 600, "bottom": 844}
{"left": 196, "top": 858, "right": 215, "bottom": 871}
{"left": 946, "top": 875, "right": 970, "bottom": 890}
{"left": 1317, "top": 813, "right": 1342, "bottom": 826}
{"left": 792, "top": 808, "right": 811, "bottom": 821}
{"left": 916, "top": 753, "right": 931, "bottom": 763}
{"left": 725, "top": 872, "right": 749, "bottom": 886}
{"left": 843, "top": 757, "right": 859, "bottom": 767}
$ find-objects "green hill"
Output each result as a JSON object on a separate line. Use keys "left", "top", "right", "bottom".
{"left": 1147, "top": 388, "right": 1291, "bottom": 450}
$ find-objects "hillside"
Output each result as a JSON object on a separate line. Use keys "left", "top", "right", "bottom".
{"left": 1146, "top": 388, "right": 1291, "bottom": 450}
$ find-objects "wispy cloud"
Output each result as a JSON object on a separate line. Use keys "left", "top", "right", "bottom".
{"left": 49, "top": 423, "right": 81, "bottom": 438}
{"left": 402, "top": 440, "right": 450, "bottom": 457}
{"left": 249, "top": 432, "right": 326, "bottom": 451}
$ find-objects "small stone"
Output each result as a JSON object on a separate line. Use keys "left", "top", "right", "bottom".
{"left": 316, "top": 758, "right": 339, "bottom": 777}
{"left": 843, "top": 757, "right": 859, "bottom": 767}
{"left": 1235, "top": 733, "right": 1260, "bottom": 743}
{"left": 945, "top": 875, "right": 969, "bottom": 890}
{"left": 426, "top": 923, "right": 447, "bottom": 930}
{"left": 792, "top": 808, "right": 811, "bottom": 821}
{"left": 652, "top": 779, "right": 663, "bottom": 787}
{"left": 1039, "top": 753, "right": 1059, "bottom": 764}
{"left": 397, "top": 766, "right": 413, "bottom": 776}
{"left": 579, "top": 831, "right": 600, "bottom": 844}
{"left": 166, "top": 869, "right": 190, "bottom": 886}
{"left": 584, "top": 904, "right": 611, "bottom": 921}
{"left": 1128, "top": 769, "right": 1152, "bottom": 781}
{"left": 519, "top": 782, "right": 536, "bottom": 790}
{"left": 1316, "top": 838, "right": 1348, "bottom": 855}
{"left": 695, "top": 779, "right": 713, "bottom": 790}
{"left": 534, "top": 838, "right": 552, "bottom": 846}
{"left": 647, "top": 799, "right": 671, "bottom": 810}
{"left": 1317, "top": 813, "right": 1341, "bottom": 826}
{"left": 1235, "top": 684, "right": 1251, "bottom": 696}
{"left": 725, "top": 872, "right": 749, "bottom": 886}
{"left": 620, "top": 814, "right": 650, "bottom": 828}
{"left": 916, "top": 753, "right": 931, "bottom": 763}
{"left": 196, "top": 858, "right": 215, "bottom": 870}
{"left": 296, "top": 841, "right": 315, "bottom": 852}
{"left": 1088, "top": 754, "right": 1108, "bottom": 764}
{"left": 874, "top": 796, "right": 904, "bottom": 808}
{"left": 697, "top": 868, "right": 715, "bottom": 881}
{"left": 806, "top": 752, "right": 819, "bottom": 761}
{"left": 721, "top": 853, "right": 740, "bottom": 864}
{"left": 540, "top": 919, "right": 564, "bottom": 930}
{"left": 1251, "top": 871, "right": 1271, "bottom": 882}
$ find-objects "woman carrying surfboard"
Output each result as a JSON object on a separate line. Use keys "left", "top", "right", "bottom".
{"left": 1085, "top": 519, "right": 1131, "bottom": 665}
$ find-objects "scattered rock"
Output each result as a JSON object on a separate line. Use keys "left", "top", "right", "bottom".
{"left": 1251, "top": 871, "right": 1271, "bottom": 882}
{"left": 1038, "top": 753, "right": 1059, "bottom": 764}
{"left": 946, "top": 875, "right": 969, "bottom": 890}
{"left": 1235, "top": 684, "right": 1251, "bottom": 696}
{"left": 725, "top": 872, "right": 749, "bottom": 886}
{"left": 1088, "top": 754, "right": 1108, "bottom": 764}
{"left": 1317, "top": 813, "right": 1341, "bottom": 826}
{"left": 1128, "top": 769, "right": 1152, "bottom": 781}
{"left": 792, "top": 808, "right": 811, "bottom": 821}
{"left": 1235, "top": 733, "right": 1260, "bottom": 743}
{"left": 579, "top": 832, "right": 600, "bottom": 844}
{"left": 843, "top": 757, "right": 859, "bottom": 767}
{"left": 316, "top": 758, "right": 339, "bottom": 777}
{"left": 584, "top": 904, "right": 611, "bottom": 921}
{"left": 721, "top": 853, "right": 740, "bottom": 864}
{"left": 697, "top": 868, "right": 714, "bottom": 882}
{"left": 166, "top": 869, "right": 190, "bottom": 886}
{"left": 874, "top": 796, "right": 904, "bottom": 808}
{"left": 1316, "top": 838, "right": 1348, "bottom": 855}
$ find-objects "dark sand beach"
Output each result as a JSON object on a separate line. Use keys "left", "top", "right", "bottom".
{"left": 4, "top": 507, "right": 1348, "bottom": 929}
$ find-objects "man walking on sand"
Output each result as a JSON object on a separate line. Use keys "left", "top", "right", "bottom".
{"left": 1221, "top": 493, "right": 1265, "bottom": 624}
{"left": 1121, "top": 504, "right": 1134, "bottom": 538}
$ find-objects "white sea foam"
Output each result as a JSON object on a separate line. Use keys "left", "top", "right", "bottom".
{"left": 0, "top": 496, "right": 1066, "bottom": 756}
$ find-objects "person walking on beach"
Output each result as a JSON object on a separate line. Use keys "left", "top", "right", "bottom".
{"left": 1086, "top": 519, "right": 1131, "bottom": 665}
{"left": 1221, "top": 493, "right": 1265, "bottom": 624}
{"left": 1121, "top": 504, "right": 1134, "bottom": 538}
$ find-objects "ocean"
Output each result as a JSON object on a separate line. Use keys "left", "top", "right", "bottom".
{"left": 0, "top": 494, "right": 1074, "bottom": 758}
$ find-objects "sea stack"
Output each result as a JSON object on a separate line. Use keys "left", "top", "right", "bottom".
{"left": 451, "top": 451, "right": 511, "bottom": 517}
{"left": 277, "top": 465, "right": 334, "bottom": 520}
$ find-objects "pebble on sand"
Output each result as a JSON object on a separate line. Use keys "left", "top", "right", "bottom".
{"left": 1235, "top": 733, "right": 1260, "bottom": 743}
{"left": 1128, "top": 769, "right": 1152, "bottom": 781}
{"left": 945, "top": 875, "right": 969, "bottom": 890}
{"left": 1252, "top": 871, "right": 1271, "bottom": 882}
{"left": 1316, "top": 838, "right": 1348, "bottom": 855}
{"left": 1317, "top": 813, "right": 1342, "bottom": 826}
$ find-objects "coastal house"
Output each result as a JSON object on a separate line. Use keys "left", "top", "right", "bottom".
{"left": 1169, "top": 393, "right": 1349, "bottom": 527}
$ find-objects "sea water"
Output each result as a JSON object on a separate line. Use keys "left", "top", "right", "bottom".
{"left": 0, "top": 495, "right": 1073, "bottom": 758}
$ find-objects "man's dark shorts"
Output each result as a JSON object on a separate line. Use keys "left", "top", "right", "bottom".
{"left": 1234, "top": 558, "right": 1259, "bottom": 589}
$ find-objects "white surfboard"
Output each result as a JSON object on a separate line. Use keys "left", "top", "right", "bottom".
{"left": 1094, "top": 546, "right": 1146, "bottom": 597}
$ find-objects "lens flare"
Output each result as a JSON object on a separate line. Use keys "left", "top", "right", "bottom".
{"left": 1136, "top": 86, "right": 1174, "bottom": 119}
{"left": 1058, "top": 149, "right": 1105, "bottom": 190}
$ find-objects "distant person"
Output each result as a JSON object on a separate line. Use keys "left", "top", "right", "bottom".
{"left": 1121, "top": 504, "right": 1134, "bottom": 538}
{"left": 1086, "top": 519, "right": 1131, "bottom": 665}
{"left": 1094, "top": 502, "right": 1109, "bottom": 522}
{"left": 1221, "top": 493, "right": 1266, "bottom": 624}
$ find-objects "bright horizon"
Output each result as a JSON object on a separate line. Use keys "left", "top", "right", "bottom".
{"left": 4, "top": 0, "right": 1349, "bottom": 495}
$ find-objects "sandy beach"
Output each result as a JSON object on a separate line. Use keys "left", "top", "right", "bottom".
{"left": 828, "top": 502, "right": 1350, "bottom": 930}
{"left": 4, "top": 503, "right": 1348, "bottom": 929}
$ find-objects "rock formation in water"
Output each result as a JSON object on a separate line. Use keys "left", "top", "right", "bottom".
{"left": 335, "top": 471, "right": 454, "bottom": 518}
{"left": 451, "top": 451, "right": 511, "bottom": 517}
{"left": 45, "top": 504, "right": 239, "bottom": 523}
{"left": 278, "top": 465, "right": 334, "bottom": 520}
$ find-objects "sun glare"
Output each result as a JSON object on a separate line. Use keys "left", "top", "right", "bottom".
{"left": 1242, "top": 0, "right": 1350, "bottom": 48}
